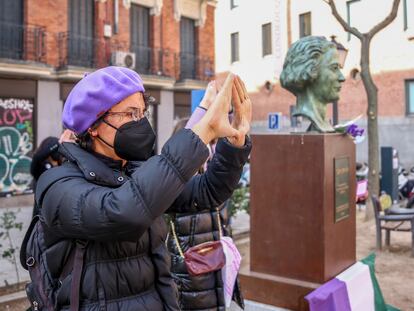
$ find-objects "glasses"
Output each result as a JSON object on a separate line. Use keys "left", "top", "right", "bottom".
{"left": 105, "top": 108, "right": 150, "bottom": 123}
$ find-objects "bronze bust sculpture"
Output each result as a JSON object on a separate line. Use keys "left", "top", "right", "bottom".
{"left": 280, "top": 36, "right": 345, "bottom": 133}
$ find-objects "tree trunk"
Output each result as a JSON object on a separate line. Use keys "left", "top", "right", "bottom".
{"left": 325, "top": 0, "right": 400, "bottom": 220}
{"left": 360, "top": 36, "right": 380, "bottom": 220}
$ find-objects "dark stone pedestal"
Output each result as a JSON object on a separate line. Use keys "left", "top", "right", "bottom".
{"left": 240, "top": 133, "right": 356, "bottom": 310}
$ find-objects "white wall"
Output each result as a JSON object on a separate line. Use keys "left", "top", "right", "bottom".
{"left": 290, "top": 0, "right": 414, "bottom": 75}
{"left": 216, "top": 0, "right": 414, "bottom": 87}
{"left": 215, "top": 0, "right": 288, "bottom": 91}
{"left": 157, "top": 90, "right": 175, "bottom": 153}
{"left": 37, "top": 81, "right": 63, "bottom": 146}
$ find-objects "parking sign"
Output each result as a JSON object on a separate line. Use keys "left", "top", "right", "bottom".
{"left": 268, "top": 113, "right": 281, "bottom": 130}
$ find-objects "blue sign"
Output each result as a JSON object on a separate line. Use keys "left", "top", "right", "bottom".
{"left": 191, "top": 90, "right": 206, "bottom": 113}
{"left": 268, "top": 113, "right": 281, "bottom": 130}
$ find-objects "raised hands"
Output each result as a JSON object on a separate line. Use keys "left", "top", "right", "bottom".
{"left": 192, "top": 74, "right": 252, "bottom": 146}
{"left": 199, "top": 81, "right": 218, "bottom": 110}
{"left": 229, "top": 76, "right": 252, "bottom": 147}
{"left": 59, "top": 129, "right": 76, "bottom": 144}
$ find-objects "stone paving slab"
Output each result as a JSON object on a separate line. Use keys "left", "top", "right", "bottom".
{"left": 0, "top": 290, "right": 26, "bottom": 304}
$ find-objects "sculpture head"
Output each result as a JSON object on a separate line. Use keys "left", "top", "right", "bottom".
{"left": 280, "top": 36, "right": 346, "bottom": 132}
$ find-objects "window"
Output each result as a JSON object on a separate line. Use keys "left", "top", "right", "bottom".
{"left": 403, "top": 0, "right": 413, "bottom": 31}
{"left": 299, "top": 12, "right": 311, "bottom": 38}
{"left": 231, "top": 0, "right": 239, "bottom": 9}
{"left": 346, "top": 0, "right": 361, "bottom": 41}
{"left": 180, "top": 17, "right": 196, "bottom": 80}
{"left": 0, "top": 0, "right": 23, "bottom": 59}
{"left": 231, "top": 32, "right": 239, "bottom": 63}
{"left": 262, "top": 23, "right": 272, "bottom": 56}
{"left": 406, "top": 80, "right": 414, "bottom": 115}
{"left": 68, "top": 0, "right": 94, "bottom": 67}
{"left": 130, "top": 4, "right": 151, "bottom": 74}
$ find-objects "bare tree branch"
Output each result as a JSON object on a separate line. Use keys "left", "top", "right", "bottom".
{"left": 325, "top": 0, "right": 363, "bottom": 40}
{"left": 368, "top": 0, "right": 401, "bottom": 39}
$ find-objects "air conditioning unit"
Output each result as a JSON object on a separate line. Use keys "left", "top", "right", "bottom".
{"left": 111, "top": 51, "right": 136, "bottom": 69}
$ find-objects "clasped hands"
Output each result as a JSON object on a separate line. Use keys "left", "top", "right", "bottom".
{"left": 193, "top": 74, "right": 252, "bottom": 147}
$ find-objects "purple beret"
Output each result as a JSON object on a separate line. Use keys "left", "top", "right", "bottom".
{"left": 63, "top": 66, "right": 145, "bottom": 134}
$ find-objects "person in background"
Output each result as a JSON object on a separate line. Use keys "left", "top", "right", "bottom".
{"left": 30, "top": 136, "right": 64, "bottom": 217}
{"left": 167, "top": 80, "right": 249, "bottom": 310}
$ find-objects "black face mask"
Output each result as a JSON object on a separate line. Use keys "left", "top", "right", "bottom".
{"left": 98, "top": 117, "right": 156, "bottom": 161}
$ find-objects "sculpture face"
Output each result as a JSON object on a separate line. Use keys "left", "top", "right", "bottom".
{"left": 280, "top": 36, "right": 347, "bottom": 132}
{"left": 308, "top": 47, "right": 345, "bottom": 104}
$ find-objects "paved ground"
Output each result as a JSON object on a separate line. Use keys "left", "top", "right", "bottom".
{"left": 234, "top": 208, "right": 414, "bottom": 311}
{"left": 1, "top": 206, "right": 413, "bottom": 310}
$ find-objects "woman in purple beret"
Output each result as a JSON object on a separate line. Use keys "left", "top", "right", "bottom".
{"left": 22, "top": 66, "right": 252, "bottom": 311}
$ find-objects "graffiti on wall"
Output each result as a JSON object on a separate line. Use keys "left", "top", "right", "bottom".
{"left": 0, "top": 98, "right": 34, "bottom": 195}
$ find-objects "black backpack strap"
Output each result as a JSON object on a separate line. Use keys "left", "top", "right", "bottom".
{"left": 70, "top": 240, "right": 88, "bottom": 311}
{"left": 20, "top": 215, "right": 40, "bottom": 270}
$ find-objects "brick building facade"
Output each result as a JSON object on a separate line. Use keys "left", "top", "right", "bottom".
{"left": 216, "top": 0, "right": 414, "bottom": 166}
{"left": 0, "top": 0, "right": 216, "bottom": 196}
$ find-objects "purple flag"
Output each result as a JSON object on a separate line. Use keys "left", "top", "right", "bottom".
{"left": 305, "top": 278, "right": 351, "bottom": 311}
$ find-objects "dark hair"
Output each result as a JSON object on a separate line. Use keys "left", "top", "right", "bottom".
{"left": 76, "top": 120, "right": 102, "bottom": 151}
{"left": 77, "top": 92, "right": 155, "bottom": 151}
{"left": 30, "top": 136, "right": 60, "bottom": 180}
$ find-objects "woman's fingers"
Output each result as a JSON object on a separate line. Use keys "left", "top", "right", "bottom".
{"left": 239, "top": 77, "right": 249, "bottom": 99}
{"left": 201, "top": 81, "right": 218, "bottom": 109}
{"left": 206, "top": 81, "right": 217, "bottom": 93}
{"left": 234, "top": 76, "right": 245, "bottom": 101}
{"left": 214, "top": 73, "right": 234, "bottom": 112}
{"left": 59, "top": 129, "right": 76, "bottom": 143}
{"left": 232, "top": 85, "right": 242, "bottom": 111}
{"left": 237, "top": 76, "right": 253, "bottom": 122}
{"left": 220, "top": 73, "right": 235, "bottom": 96}
{"left": 210, "top": 80, "right": 218, "bottom": 93}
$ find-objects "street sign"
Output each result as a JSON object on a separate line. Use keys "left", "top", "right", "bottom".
{"left": 268, "top": 113, "right": 281, "bottom": 130}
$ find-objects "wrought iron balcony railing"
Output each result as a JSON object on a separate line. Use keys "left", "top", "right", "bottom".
{"left": 57, "top": 32, "right": 214, "bottom": 82}
{"left": 58, "top": 32, "right": 103, "bottom": 68}
{"left": 0, "top": 22, "right": 46, "bottom": 62}
{"left": 178, "top": 52, "right": 214, "bottom": 81}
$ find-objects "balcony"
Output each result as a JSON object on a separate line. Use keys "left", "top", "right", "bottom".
{"left": 56, "top": 32, "right": 214, "bottom": 83}
{"left": 0, "top": 22, "right": 46, "bottom": 63}
{"left": 58, "top": 32, "right": 106, "bottom": 69}
{"left": 178, "top": 52, "right": 214, "bottom": 81}
{"left": 130, "top": 44, "right": 166, "bottom": 76}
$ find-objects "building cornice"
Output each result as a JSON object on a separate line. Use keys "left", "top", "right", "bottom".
{"left": 174, "top": 79, "right": 208, "bottom": 91}
{"left": 0, "top": 62, "right": 211, "bottom": 90}
{"left": 141, "top": 74, "right": 176, "bottom": 88}
{"left": 0, "top": 61, "right": 55, "bottom": 80}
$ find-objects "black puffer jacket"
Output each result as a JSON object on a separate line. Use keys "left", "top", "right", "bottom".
{"left": 167, "top": 137, "right": 251, "bottom": 311}
{"left": 37, "top": 130, "right": 210, "bottom": 311}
